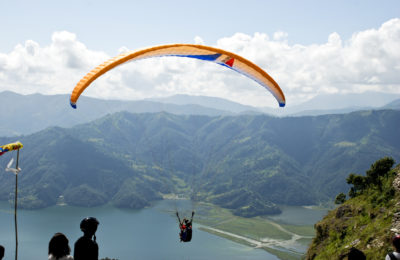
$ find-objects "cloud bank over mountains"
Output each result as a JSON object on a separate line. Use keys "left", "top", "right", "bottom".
{"left": 0, "top": 18, "right": 399, "bottom": 107}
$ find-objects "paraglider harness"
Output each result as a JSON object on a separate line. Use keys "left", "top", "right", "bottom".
{"left": 388, "top": 252, "right": 399, "bottom": 260}
{"left": 176, "top": 211, "right": 194, "bottom": 242}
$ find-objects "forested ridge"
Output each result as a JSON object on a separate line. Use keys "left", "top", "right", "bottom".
{"left": 0, "top": 109, "right": 399, "bottom": 217}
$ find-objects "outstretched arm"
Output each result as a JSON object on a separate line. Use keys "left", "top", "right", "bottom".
{"left": 190, "top": 211, "right": 195, "bottom": 223}
{"left": 176, "top": 212, "right": 181, "bottom": 224}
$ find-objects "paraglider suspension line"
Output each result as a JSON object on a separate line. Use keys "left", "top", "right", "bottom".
{"left": 14, "top": 149, "right": 19, "bottom": 260}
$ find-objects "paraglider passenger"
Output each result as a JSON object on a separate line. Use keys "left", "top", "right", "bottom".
{"left": 48, "top": 233, "right": 73, "bottom": 260}
{"left": 386, "top": 235, "right": 400, "bottom": 260}
{"left": 176, "top": 211, "right": 194, "bottom": 242}
{"left": 0, "top": 245, "right": 4, "bottom": 260}
{"left": 74, "top": 217, "right": 99, "bottom": 260}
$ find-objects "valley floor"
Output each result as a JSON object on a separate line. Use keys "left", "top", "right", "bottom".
{"left": 184, "top": 202, "right": 327, "bottom": 260}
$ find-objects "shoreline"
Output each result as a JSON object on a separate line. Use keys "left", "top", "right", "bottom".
{"left": 200, "top": 224, "right": 313, "bottom": 248}
{"left": 199, "top": 225, "right": 309, "bottom": 259}
{"left": 189, "top": 201, "right": 322, "bottom": 260}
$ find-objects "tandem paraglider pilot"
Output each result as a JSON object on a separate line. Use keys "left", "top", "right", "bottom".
{"left": 176, "top": 211, "right": 195, "bottom": 242}
{"left": 74, "top": 217, "right": 99, "bottom": 260}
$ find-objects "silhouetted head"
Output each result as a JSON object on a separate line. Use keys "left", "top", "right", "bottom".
{"left": 48, "top": 233, "right": 70, "bottom": 258}
{"left": 347, "top": 247, "right": 366, "bottom": 260}
{"left": 80, "top": 217, "right": 99, "bottom": 236}
{"left": 0, "top": 245, "right": 4, "bottom": 259}
{"left": 393, "top": 235, "right": 400, "bottom": 252}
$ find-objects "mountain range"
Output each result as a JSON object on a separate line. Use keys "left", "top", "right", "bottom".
{"left": 0, "top": 91, "right": 399, "bottom": 136}
{"left": 1, "top": 109, "right": 399, "bottom": 217}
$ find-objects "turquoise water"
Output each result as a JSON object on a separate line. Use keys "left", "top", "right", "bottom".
{"left": 266, "top": 205, "right": 329, "bottom": 226}
{"left": 0, "top": 200, "right": 280, "bottom": 260}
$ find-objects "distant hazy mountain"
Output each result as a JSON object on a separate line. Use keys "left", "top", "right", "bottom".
{"left": 265, "top": 92, "right": 400, "bottom": 116}
{"left": 147, "top": 94, "right": 263, "bottom": 114}
{"left": 383, "top": 98, "right": 400, "bottom": 110}
{"left": 287, "top": 107, "right": 373, "bottom": 117}
{"left": 150, "top": 92, "right": 400, "bottom": 117}
{"left": 1, "top": 110, "right": 399, "bottom": 217}
{"left": 1, "top": 91, "right": 399, "bottom": 137}
{"left": 293, "top": 91, "right": 399, "bottom": 110}
{"left": 0, "top": 91, "right": 232, "bottom": 136}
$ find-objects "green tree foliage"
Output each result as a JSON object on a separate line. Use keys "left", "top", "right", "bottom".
{"left": 346, "top": 173, "right": 367, "bottom": 198}
{"left": 334, "top": 192, "right": 346, "bottom": 204}
{"left": 342, "top": 157, "right": 395, "bottom": 199}
{"left": 366, "top": 156, "right": 395, "bottom": 188}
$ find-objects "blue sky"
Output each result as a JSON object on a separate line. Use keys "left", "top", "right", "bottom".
{"left": 1, "top": 0, "right": 398, "bottom": 53}
{"left": 0, "top": 0, "right": 399, "bottom": 107}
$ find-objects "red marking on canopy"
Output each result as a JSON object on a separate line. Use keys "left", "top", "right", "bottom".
{"left": 225, "top": 58, "right": 234, "bottom": 67}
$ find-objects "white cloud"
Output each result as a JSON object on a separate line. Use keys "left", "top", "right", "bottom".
{"left": 0, "top": 31, "right": 108, "bottom": 96}
{"left": 0, "top": 19, "right": 399, "bottom": 107}
{"left": 194, "top": 36, "right": 205, "bottom": 45}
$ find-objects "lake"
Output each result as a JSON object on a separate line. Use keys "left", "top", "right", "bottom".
{"left": 0, "top": 200, "right": 327, "bottom": 260}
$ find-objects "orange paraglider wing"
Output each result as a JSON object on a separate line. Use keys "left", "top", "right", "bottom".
{"left": 70, "top": 44, "right": 285, "bottom": 108}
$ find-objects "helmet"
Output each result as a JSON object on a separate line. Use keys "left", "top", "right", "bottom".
{"left": 80, "top": 217, "right": 99, "bottom": 232}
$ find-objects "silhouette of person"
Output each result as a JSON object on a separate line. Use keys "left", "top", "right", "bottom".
{"left": 386, "top": 235, "right": 400, "bottom": 260}
{"left": 0, "top": 245, "right": 4, "bottom": 260}
{"left": 74, "top": 217, "right": 99, "bottom": 260}
{"left": 346, "top": 247, "right": 366, "bottom": 260}
{"left": 48, "top": 233, "right": 73, "bottom": 260}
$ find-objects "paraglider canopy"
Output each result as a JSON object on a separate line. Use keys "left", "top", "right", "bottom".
{"left": 70, "top": 44, "right": 285, "bottom": 108}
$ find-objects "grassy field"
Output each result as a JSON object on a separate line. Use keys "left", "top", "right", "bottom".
{"left": 199, "top": 227, "right": 303, "bottom": 260}
{"left": 191, "top": 202, "right": 317, "bottom": 260}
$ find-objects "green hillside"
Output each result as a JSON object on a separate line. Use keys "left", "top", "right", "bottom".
{"left": 0, "top": 110, "right": 399, "bottom": 218}
{"left": 306, "top": 158, "right": 400, "bottom": 259}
